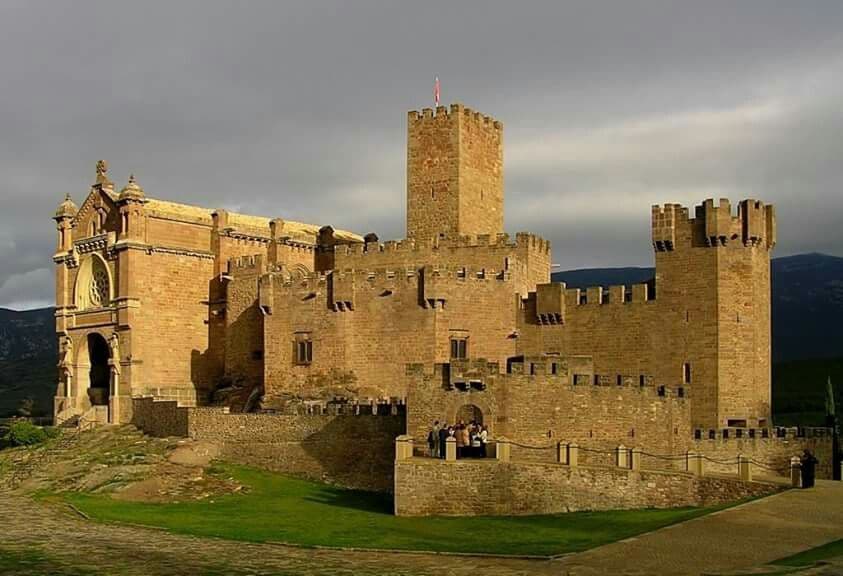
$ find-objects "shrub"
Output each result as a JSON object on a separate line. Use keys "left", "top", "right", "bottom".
{"left": 3, "top": 420, "right": 58, "bottom": 447}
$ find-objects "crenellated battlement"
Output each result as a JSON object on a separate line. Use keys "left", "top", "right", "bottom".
{"left": 406, "top": 358, "right": 678, "bottom": 401}
{"left": 652, "top": 198, "right": 776, "bottom": 252}
{"left": 528, "top": 281, "right": 654, "bottom": 325}
{"left": 335, "top": 232, "right": 549, "bottom": 257}
{"left": 257, "top": 264, "right": 516, "bottom": 313}
{"left": 227, "top": 254, "right": 266, "bottom": 276}
{"left": 407, "top": 103, "right": 503, "bottom": 132}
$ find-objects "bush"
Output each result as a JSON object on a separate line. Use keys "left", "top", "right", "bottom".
{"left": 3, "top": 420, "right": 58, "bottom": 447}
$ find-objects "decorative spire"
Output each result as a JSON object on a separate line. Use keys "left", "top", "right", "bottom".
{"left": 54, "top": 192, "right": 78, "bottom": 219}
{"left": 118, "top": 172, "right": 145, "bottom": 202}
{"left": 95, "top": 159, "right": 112, "bottom": 187}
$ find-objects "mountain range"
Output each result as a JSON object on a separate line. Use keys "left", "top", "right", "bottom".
{"left": 1, "top": 252, "right": 841, "bottom": 419}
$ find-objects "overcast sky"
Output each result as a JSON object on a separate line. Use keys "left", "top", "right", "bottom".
{"left": 2, "top": 1, "right": 843, "bottom": 310}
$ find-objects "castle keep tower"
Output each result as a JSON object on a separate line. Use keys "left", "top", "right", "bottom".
{"left": 653, "top": 199, "right": 776, "bottom": 429}
{"left": 406, "top": 104, "right": 503, "bottom": 240}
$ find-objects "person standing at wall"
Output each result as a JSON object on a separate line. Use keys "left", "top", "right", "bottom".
{"left": 438, "top": 424, "right": 449, "bottom": 460}
{"left": 801, "top": 449, "right": 819, "bottom": 488}
{"left": 432, "top": 420, "right": 441, "bottom": 457}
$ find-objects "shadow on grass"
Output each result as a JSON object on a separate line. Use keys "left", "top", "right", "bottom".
{"left": 302, "top": 484, "right": 393, "bottom": 514}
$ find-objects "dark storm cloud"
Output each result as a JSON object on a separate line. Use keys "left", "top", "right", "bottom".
{"left": 2, "top": 0, "right": 843, "bottom": 308}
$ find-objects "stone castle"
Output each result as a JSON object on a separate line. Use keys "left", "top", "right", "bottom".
{"left": 53, "top": 103, "right": 829, "bottom": 513}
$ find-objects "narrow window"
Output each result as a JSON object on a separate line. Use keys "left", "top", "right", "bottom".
{"left": 551, "top": 362, "right": 558, "bottom": 375}
{"left": 450, "top": 338, "right": 467, "bottom": 359}
{"left": 295, "top": 339, "right": 312, "bottom": 365}
{"left": 593, "top": 374, "right": 600, "bottom": 386}
{"left": 90, "top": 220, "right": 97, "bottom": 236}
{"left": 616, "top": 375, "right": 623, "bottom": 386}
{"left": 639, "top": 374, "right": 646, "bottom": 387}
{"left": 683, "top": 362, "right": 691, "bottom": 384}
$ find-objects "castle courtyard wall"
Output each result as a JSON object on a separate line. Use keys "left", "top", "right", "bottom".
{"left": 131, "top": 398, "right": 404, "bottom": 492}
{"left": 406, "top": 362, "right": 692, "bottom": 466}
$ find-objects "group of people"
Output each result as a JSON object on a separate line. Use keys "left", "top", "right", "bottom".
{"left": 427, "top": 420, "right": 489, "bottom": 459}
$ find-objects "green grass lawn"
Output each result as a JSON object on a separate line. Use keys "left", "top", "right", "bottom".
{"left": 772, "top": 539, "right": 843, "bottom": 567}
{"left": 63, "top": 463, "right": 728, "bottom": 557}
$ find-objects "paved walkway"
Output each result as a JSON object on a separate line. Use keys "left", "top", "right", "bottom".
{"left": 1, "top": 481, "right": 841, "bottom": 575}
{"left": 555, "top": 479, "right": 843, "bottom": 575}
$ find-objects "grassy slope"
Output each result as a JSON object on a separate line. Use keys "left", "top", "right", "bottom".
{"left": 64, "top": 463, "right": 727, "bottom": 557}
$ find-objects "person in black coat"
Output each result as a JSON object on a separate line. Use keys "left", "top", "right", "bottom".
{"left": 801, "top": 449, "right": 819, "bottom": 488}
{"left": 438, "top": 423, "right": 449, "bottom": 459}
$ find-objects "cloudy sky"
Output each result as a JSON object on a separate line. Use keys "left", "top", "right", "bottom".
{"left": 2, "top": 1, "right": 843, "bottom": 310}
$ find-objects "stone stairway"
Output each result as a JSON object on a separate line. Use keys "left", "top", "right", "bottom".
{"left": 5, "top": 414, "right": 96, "bottom": 489}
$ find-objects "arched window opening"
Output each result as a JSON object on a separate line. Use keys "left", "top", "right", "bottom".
{"left": 75, "top": 254, "right": 112, "bottom": 310}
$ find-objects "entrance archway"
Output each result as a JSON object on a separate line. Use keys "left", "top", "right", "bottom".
{"left": 87, "top": 333, "right": 110, "bottom": 406}
{"left": 456, "top": 404, "right": 483, "bottom": 425}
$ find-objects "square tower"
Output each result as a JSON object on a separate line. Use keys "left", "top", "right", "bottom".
{"left": 406, "top": 104, "right": 503, "bottom": 240}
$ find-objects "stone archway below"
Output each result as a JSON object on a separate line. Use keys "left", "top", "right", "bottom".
{"left": 455, "top": 404, "right": 483, "bottom": 425}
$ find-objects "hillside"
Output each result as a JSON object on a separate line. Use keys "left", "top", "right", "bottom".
{"left": 0, "top": 307, "right": 56, "bottom": 417}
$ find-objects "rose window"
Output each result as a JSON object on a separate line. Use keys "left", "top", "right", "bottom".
{"left": 89, "top": 269, "right": 110, "bottom": 307}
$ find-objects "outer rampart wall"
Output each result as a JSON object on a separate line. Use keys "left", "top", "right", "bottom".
{"left": 692, "top": 431, "right": 833, "bottom": 479}
{"left": 131, "top": 398, "right": 404, "bottom": 492}
{"left": 394, "top": 458, "right": 781, "bottom": 516}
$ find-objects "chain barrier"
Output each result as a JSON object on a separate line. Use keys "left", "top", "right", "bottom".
{"left": 508, "top": 441, "right": 555, "bottom": 450}
{"left": 701, "top": 455, "right": 740, "bottom": 465}
{"left": 404, "top": 435, "right": 796, "bottom": 477}
{"left": 748, "top": 459, "right": 790, "bottom": 476}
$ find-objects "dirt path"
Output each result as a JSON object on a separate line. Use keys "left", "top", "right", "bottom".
{"left": 0, "top": 490, "right": 550, "bottom": 576}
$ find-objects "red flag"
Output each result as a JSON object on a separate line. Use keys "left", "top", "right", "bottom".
{"left": 434, "top": 77, "right": 440, "bottom": 107}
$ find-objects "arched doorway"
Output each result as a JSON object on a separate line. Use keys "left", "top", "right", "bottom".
{"left": 456, "top": 404, "right": 483, "bottom": 425}
{"left": 87, "top": 333, "right": 110, "bottom": 406}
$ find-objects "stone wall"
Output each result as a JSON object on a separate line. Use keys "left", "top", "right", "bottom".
{"left": 131, "top": 399, "right": 404, "bottom": 492}
{"left": 131, "top": 397, "right": 189, "bottom": 437}
{"left": 407, "top": 360, "right": 692, "bottom": 467}
{"left": 256, "top": 267, "right": 524, "bottom": 406}
{"left": 692, "top": 431, "right": 834, "bottom": 479}
{"left": 394, "top": 458, "right": 782, "bottom": 516}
